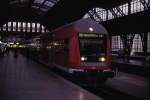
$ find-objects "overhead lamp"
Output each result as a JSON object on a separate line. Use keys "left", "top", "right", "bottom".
{"left": 89, "top": 27, "right": 94, "bottom": 32}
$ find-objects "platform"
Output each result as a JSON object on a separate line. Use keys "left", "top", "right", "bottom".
{"left": 111, "top": 57, "right": 150, "bottom": 77}
{"left": 0, "top": 51, "right": 103, "bottom": 100}
{"left": 106, "top": 72, "right": 149, "bottom": 100}
{"left": 112, "top": 58, "right": 150, "bottom": 67}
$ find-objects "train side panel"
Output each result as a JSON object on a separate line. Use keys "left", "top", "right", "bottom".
{"left": 52, "top": 25, "right": 80, "bottom": 68}
{"left": 69, "top": 34, "right": 80, "bottom": 67}
{"left": 38, "top": 18, "right": 114, "bottom": 80}
{"left": 106, "top": 35, "right": 112, "bottom": 69}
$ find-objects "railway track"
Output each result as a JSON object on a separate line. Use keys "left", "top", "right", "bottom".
{"left": 80, "top": 84, "right": 143, "bottom": 100}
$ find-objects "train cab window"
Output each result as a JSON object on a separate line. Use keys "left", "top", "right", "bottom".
{"left": 78, "top": 33, "right": 106, "bottom": 62}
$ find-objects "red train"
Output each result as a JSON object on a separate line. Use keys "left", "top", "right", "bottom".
{"left": 39, "top": 18, "right": 114, "bottom": 83}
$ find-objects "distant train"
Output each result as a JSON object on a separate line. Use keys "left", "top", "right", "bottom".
{"left": 38, "top": 18, "right": 114, "bottom": 83}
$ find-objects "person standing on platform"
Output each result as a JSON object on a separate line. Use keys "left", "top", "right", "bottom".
{"left": 124, "top": 46, "right": 130, "bottom": 62}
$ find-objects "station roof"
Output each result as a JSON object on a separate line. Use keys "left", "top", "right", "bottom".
{"left": 0, "top": 0, "right": 132, "bottom": 31}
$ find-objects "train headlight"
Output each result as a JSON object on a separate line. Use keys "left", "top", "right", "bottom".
{"left": 99, "top": 57, "right": 106, "bottom": 62}
{"left": 81, "top": 56, "right": 87, "bottom": 61}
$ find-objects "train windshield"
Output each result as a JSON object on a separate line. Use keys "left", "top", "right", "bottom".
{"left": 79, "top": 33, "right": 106, "bottom": 61}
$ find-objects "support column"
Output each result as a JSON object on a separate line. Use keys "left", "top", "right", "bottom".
{"left": 11, "top": 21, "right": 13, "bottom": 31}
{"left": 140, "top": 33, "right": 148, "bottom": 53}
{"left": 6, "top": 22, "right": 8, "bottom": 32}
{"left": 44, "top": 26, "right": 46, "bottom": 33}
{"left": 35, "top": 23, "right": 37, "bottom": 33}
{"left": 20, "top": 22, "right": 23, "bottom": 32}
{"left": 128, "top": 2, "right": 131, "bottom": 15}
{"left": 39, "top": 24, "right": 42, "bottom": 33}
{"left": 25, "top": 22, "right": 28, "bottom": 32}
{"left": 121, "top": 34, "right": 135, "bottom": 59}
{"left": 1, "top": 25, "right": 3, "bottom": 31}
{"left": 30, "top": 23, "right": 32, "bottom": 32}
{"left": 16, "top": 21, "right": 18, "bottom": 32}
{"left": 106, "top": 10, "right": 108, "bottom": 21}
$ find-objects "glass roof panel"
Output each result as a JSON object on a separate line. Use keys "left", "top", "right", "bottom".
{"left": 9, "top": 0, "right": 29, "bottom": 4}
{"left": 9, "top": 0, "right": 29, "bottom": 8}
{"left": 41, "top": 5, "right": 50, "bottom": 9}
{"left": 32, "top": 0, "right": 60, "bottom": 15}
{"left": 40, "top": 8, "right": 49, "bottom": 12}
{"left": 32, "top": 5, "right": 39, "bottom": 9}
{"left": 9, "top": 0, "right": 60, "bottom": 15}
{"left": 9, "top": 0, "right": 19, "bottom": 4}
{"left": 33, "top": 0, "right": 45, "bottom": 4}
{"left": 44, "top": 1, "right": 55, "bottom": 7}
{"left": 20, "top": 0, "right": 29, "bottom": 3}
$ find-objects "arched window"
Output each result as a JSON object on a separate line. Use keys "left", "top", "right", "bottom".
{"left": 131, "top": 0, "right": 144, "bottom": 14}
{"left": 131, "top": 34, "right": 143, "bottom": 55}
{"left": 0, "top": 21, "right": 48, "bottom": 33}
{"left": 18, "top": 22, "right": 21, "bottom": 32}
{"left": 13, "top": 22, "right": 16, "bottom": 31}
{"left": 27, "top": 22, "right": 31, "bottom": 32}
{"left": 111, "top": 36, "right": 123, "bottom": 51}
{"left": 41, "top": 25, "right": 45, "bottom": 33}
{"left": 3, "top": 24, "right": 6, "bottom": 31}
{"left": 37, "top": 23, "right": 40, "bottom": 32}
{"left": 32, "top": 23, "right": 35, "bottom": 32}
{"left": 23, "top": 22, "right": 26, "bottom": 32}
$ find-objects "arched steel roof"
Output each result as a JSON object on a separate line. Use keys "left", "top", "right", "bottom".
{"left": 0, "top": 0, "right": 132, "bottom": 31}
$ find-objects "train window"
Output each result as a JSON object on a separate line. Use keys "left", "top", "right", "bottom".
{"left": 48, "top": 40, "right": 69, "bottom": 53}
{"left": 131, "top": 34, "right": 143, "bottom": 54}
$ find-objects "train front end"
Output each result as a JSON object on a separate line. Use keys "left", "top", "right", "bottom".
{"left": 79, "top": 33, "right": 108, "bottom": 69}
{"left": 68, "top": 18, "right": 114, "bottom": 81}
{"left": 77, "top": 32, "right": 114, "bottom": 78}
